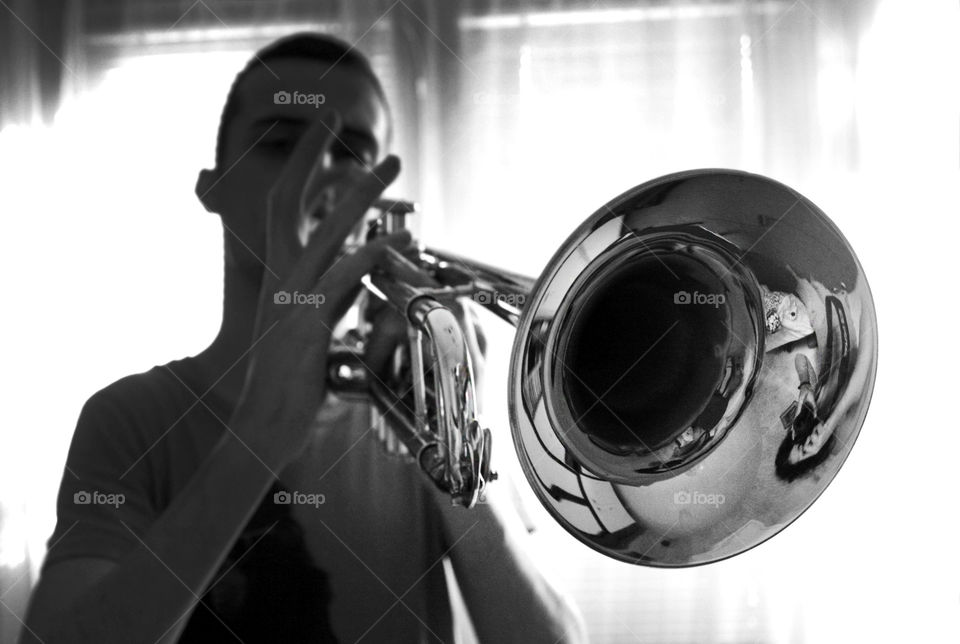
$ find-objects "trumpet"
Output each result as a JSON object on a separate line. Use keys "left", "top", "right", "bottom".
{"left": 328, "top": 169, "right": 878, "bottom": 567}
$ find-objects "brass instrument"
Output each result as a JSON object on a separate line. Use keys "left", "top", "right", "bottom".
{"left": 329, "top": 169, "right": 878, "bottom": 567}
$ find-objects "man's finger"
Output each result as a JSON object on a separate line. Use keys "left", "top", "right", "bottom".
{"left": 312, "top": 231, "right": 411, "bottom": 323}
{"left": 292, "top": 155, "right": 401, "bottom": 290}
{"left": 285, "top": 109, "right": 342, "bottom": 192}
{"left": 269, "top": 109, "right": 342, "bottom": 224}
{"left": 301, "top": 156, "right": 367, "bottom": 220}
{"left": 263, "top": 110, "right": 343, "bottom": 275}
{"left": 362, "top": 305, "right": 410, "bottom": 381}
{"left": 297, "top": 163, "right": 368, "bottom": 247}
{"left": 333, "top": 154, "right": 401, "bottom": 224}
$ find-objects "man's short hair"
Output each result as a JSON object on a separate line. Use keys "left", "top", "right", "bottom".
{"left": 214, "top": 32, "right": 389, "bottom": 168}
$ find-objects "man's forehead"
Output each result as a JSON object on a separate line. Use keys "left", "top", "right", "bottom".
{"left": 234, "top": 58, "right": 388, "bottom": 137}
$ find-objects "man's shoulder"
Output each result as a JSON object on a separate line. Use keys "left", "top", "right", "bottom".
{"left": 80, "top": 357, "right": 201, "bottom": 438}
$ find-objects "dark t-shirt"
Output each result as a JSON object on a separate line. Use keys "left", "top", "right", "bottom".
{"left": 44, "top": 357, "right": 453, "bottom": 642}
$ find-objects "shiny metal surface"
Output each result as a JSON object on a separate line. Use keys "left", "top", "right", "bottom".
{"left": 330, "top": 205, "right": 498, "bottom": 507}
{"left": 509, "top": 169, "right": 877, "bottom": 566}
{"left": 332, "top": 170, "right": 876, "bottom": 563}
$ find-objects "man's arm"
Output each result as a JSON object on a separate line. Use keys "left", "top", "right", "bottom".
{"left": 23, "top": 223, "right": 410, "bottom": 643}
{"left": 22, "top": 427, "right": 278, "bottom": 643}
{"left": 431, "top": 488, "right": 588, "bottom": 644}
{"left": 23, "top": 116, "right": 408, "bottom": 642}
{"left": 419, "top": 300, "right": 585, "bottom": 643}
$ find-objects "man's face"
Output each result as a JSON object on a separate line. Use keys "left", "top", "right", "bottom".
{"left": 203, "top": 57, "right": 389, "bottom": 269}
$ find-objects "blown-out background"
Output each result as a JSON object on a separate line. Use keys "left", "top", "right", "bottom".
{"left": 0, "top": 0, "right": 957, "bottom": 642}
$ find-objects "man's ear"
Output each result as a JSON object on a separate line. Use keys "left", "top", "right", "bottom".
{"left": 195, "top": 168, "right": 221, "bottom": 213}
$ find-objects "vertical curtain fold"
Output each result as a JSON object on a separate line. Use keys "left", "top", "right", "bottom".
{"left": 0, "top": 0, "right": 69, "bottom": 126}
{"left": 0, "top": 2, "right": 886, "bottom": 643}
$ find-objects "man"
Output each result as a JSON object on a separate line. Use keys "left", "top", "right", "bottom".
{"left": 22, "top": 33, "right": 585, "bottom": 643}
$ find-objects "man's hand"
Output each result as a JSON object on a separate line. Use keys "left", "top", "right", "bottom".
{"left": 232, "top": 110, "right": 408, "bottom": 469}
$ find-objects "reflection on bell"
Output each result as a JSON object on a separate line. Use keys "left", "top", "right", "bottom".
{"left": 509, "top": 169, "right": 877, "bottom": 567}
{"left": 331, "top": 168, "right": 876, "bottom": 565}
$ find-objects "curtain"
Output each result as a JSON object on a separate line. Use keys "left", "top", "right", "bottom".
{"left": 0, "top": 2, "right": 71, "bottom": 639}
{"left": 5, "top": 1, "right": 955, "bottom": 643}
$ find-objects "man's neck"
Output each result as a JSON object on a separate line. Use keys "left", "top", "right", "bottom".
{"left": 194, "top": 256, "right": 262, "bottom": 408}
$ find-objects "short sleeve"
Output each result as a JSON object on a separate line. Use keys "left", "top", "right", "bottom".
{"left": 42, "top": 389, "right": 159, "bottom": 569}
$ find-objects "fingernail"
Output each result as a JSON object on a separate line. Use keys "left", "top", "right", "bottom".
{"left": 381, "top": 154, "right": 400, "bottom": 172}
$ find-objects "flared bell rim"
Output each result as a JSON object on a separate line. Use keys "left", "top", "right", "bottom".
{"left": 507, "top": 168, "right": 879, "bottom": 567}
